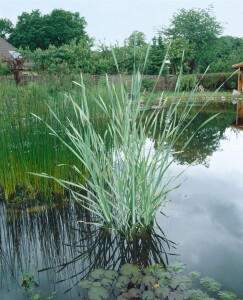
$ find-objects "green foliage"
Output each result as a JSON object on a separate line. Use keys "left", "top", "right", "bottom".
{"left": 209, "top": 36, "right": 243, "bottom": 73}
{"left": 0, "top": 62, "right": 11, "bottom": 75}
{"left": 197, "top": 72, "right": 238, "bottom": 91}
{"left": 145, "top": 35, "right": 168, "bottom": 75}
{"left": 179, "top": 74, "right": 197, "bottom": 91}
{"left": 200, "top": 276, "right": 221, "bottom": 292}
{"left": 79, "top": 262, "right": 240, "bottom": 300}
{"left": 33, "top": 66, "right": 212, "bottom": 234}
{"left": 125, "top": 31, "right": 147, "bottom": 47}
{"left": 9, "top": 9, "right": 88, "bottom": 50}
{"left": 168, "top": 38, "right": 196, "bottom": 74}
{"left": 0, "top": 18, "right": 13, "bottom": 39}
{"left": 162, "top": 6, "right": 223, "bottom": 73}
{"left": 23, "top": 39, "right": 94, "bottom": 74}
{"left": 141, "top": 77, "right": 154, "bottom": 91}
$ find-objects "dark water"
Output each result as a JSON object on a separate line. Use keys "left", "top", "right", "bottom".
{"left": 1, "top": 104, "right": 243, "bottom": 299}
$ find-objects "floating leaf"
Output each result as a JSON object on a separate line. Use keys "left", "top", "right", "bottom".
{"left": 101, "top": 278, "right": 113, "bottom": 287}
{"left": 78, "top": 279, "right": 92, "bottom": 289}
{"left": 141, "top": 275, "right": 156, "bottom": 286}
{"left": 168, "top": 291, "right": 184, "bottom": 300}
{"left": 116, "top": 275, "right": 130, "bottom": 288}
{"left": 93, "top": 282, "right": 102, "bottom": 287}
{"left": 184, "top": 289, "right": 212, "bottom": 300}
{"left": 104, "top": 270, "right": 118, "bottom": 280}
{"left": 130, "top": 275, "right": 141, "bottom": 284}
{"left": 154, "top": 286, "right": 170, "bottom": 298}
{"left": 218, "top": 290, "right": 237, "bottom": 300}
{"left": 128, "top": 288, "right": 142, "bottom": 297}
{"left": 91, "top": 268, "right": 105, "bottom": 280}
{"left": 141, "top": 291, "right": 155, "bottom": 300}
{"left": 189, "top": 271, "right": 201, "bottom": 279}
{"left": 168, "top": 261, "right": 186, "bottom": 273}
{"left": 157, "top": 271, "right": 172, "bottom": 285}
{"left": 117, "top": 292, "right": 131, "bottom": 300}
{"left": 120, "top": 263, "right": 141, "bottom": 277}
{"left": 170, "top": 275, "right": 191, "bottom": 290}
{"left": 200, "top": 276, "right": 221, "bottom": 292}
{"left": 88, "top": 286, "right": 109, "bottom": 300}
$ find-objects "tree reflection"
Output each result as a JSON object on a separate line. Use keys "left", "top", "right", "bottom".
{"left": 148, "top": 103, "right": 235, "bottom": 167}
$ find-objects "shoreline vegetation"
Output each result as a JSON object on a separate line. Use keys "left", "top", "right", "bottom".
{"left": 0, "top": 75, "right": 238, "bottom": 203}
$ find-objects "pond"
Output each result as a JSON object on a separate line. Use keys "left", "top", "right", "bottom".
{"left": 1, "top": 103, "right": 243, "bottom": 299}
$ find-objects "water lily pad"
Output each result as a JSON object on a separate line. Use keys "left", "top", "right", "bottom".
{"left": 93, "top": 282, "right": 102, "bottom": 287}
{"left": 116, "top": 275, "right": 130, "bottom": 288}
{"left": 168, "top": 291, "right": 184, "bottom": 300}
{"left": 91, "top": 268, "right": 105, "bottom": 280}
{"left": 154, "top": 286, "right": 170, "bottom": 298}
{"left": 200, "top": 276, "right": 221, "bottom": 292}
{"left": 189, "top": 271, "right": 201, "bottom": 279}
{"left": 141, "top": 290, "right": 155, "bottom": 300}
{"left": 128, "top": 288, "right": 141, "bottom": 297}
{"left": 170, "top": 275, "right": 191, "bottom": 290}
{"left": 130, "top": 275, "right": 141, "bottom": 284}
{"left": 120, "top": 263, "right": 141, "bottom": 277}
{"left": 218, "top": 290, "right": 237, "bottom": 300}
{"left": 104, "top": 270, "right": 118, "bottom": 280}
{"left": 141, "top": 274, "right": 156, "bottom": 286}
{"left": 88, "top": 286, "right": 109, "bottom": 300}
{"left": 117, "top": 292, "right": 131, "bottom": 300}
{"left": 168, "top": 261, "right": 186, "bottom": 273}
{"left": 78, "top": 279, "right": 92, "bottom": 289}
{"left": 101, "top": 278, "right": 113, "bottom": 287}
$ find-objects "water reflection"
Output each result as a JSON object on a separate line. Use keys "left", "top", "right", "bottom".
{"left": 1, "top": 103, "right": 242, "bottom": 299}
{"left": 159, "top": 127, "right": 243, "bottom": 297}
{"left": 0, "top": 200, "right": 174, "bottom": 299}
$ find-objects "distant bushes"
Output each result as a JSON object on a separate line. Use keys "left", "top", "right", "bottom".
{"left": 196, "top": 72, "right": 238, "bottom": 91}
{"left": 178, "top": 72, "right": 237, "bottom": 91}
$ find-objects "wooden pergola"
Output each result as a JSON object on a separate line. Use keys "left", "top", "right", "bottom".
{"left": 232, "top": 62, "right": 243, "bottom": 92}
{"left": 232, "top": 63, "right": 243, "bottom": 127}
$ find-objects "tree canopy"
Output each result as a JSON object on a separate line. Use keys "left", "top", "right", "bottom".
{"left": 0, "top": 18, "right": 13, "bottom": 39}
{"left": 162, "top": 7, "right": 223, "bottom": 73}
{"left": 8, "top": 9, "right": 88, "bottom": 50}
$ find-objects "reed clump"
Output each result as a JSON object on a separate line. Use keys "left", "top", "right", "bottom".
{"left": 33, "top": 66, "right": 216, "bottom": 236}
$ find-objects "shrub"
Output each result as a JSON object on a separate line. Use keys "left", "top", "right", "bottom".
{"left": 179, "top": 74, "right": 198, "bottom": 91}
{"left": 196, "top": 72, "right": 238, "bottom": 91}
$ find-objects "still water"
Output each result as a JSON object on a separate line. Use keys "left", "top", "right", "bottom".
{"left": 1, "top": 104, "right": 243, "bottom": 299}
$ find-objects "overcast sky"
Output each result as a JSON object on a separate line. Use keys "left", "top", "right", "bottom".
{"left": 0, "top": 0, "right": 242, "bottom": 45}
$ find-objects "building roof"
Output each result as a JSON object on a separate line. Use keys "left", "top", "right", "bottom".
{"left": 0, "top": 37, "right": 16, "bottom": 60}
{"left": 232, "top": 62, "right": 243, "bottom": 69}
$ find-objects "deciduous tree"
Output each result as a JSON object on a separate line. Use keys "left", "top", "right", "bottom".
{"left": 0, "top": 18, "right": 13, "bottom": 39}
{"left": 162, "top": 7, "right": 223, "bottom": 73}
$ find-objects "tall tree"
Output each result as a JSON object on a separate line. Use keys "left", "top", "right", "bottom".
{"left": 9, "top": 9, "right": 88, "bottom": 50}
{"left": 125, "top": 31, "right": 147, "bottom": 47}
{"left": 9, "top": 10, "right": 50, "bottom": 49}
{"left": 45, "top": 9, "right": 88, "bottom": 47}
{"left": 0, "top": 18, "right": 13, "bottom": 39}
{"left": 145, "top": 35, "right": 167, "bottom": 75}
{"left": 162, "top": 6, "right": 223, "bottom": 73}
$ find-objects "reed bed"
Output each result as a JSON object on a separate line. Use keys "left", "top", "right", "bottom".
{"left": 0, "top": 76, "right": 110, "bottom": 200}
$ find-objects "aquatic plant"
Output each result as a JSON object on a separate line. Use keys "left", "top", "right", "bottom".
{"left": 32, "top": 58, "right": 216, "bottom": 235}
{"left": 0, "top": 76, "right": 105, "bottom": 200}
{"left": 79, "top": 262, "right": 240, "bottom": 300}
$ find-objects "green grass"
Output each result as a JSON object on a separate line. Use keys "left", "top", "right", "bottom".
{"left": 0, "top": 76, "right": 110, "bottom": 200}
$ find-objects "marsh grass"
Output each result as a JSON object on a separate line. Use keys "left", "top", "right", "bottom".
{"left": 0, "top": 76, "right": 107, "bottom": 200}
{"left": 31, "top": 63, "right": 217, "bottom": 235}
